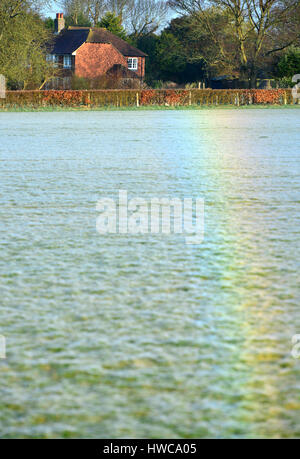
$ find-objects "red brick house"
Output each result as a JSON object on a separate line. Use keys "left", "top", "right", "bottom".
{"left": 46, "top": 13, "right": 147, "bottom": 89}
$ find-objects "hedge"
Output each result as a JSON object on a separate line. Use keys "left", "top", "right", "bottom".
{"left": 0, "top": 89, "right": 296, "bottom": 108}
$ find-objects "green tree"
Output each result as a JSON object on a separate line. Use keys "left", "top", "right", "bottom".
{"left": 0, "top": 4, "right": 56, "bottom": 89}
{"left": 64, "top": 12, "right": 91, "bottom": 27}
{"left": 155, "top": 32, "right": 186, "bottom": 79}
{"left": 165, "top": 13, "right": 233, "bottom": 80}
{"left": 97, "top": 11, "right": 127, "bottom": 39}
{"left": 44, "top": 17, "right": 55, "bottom": 31}
{"left": 277, "top": 47, "right": 300, "bottom": 78}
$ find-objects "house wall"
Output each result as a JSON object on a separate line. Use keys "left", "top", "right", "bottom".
{"left": 45, "top": 46, "right": 146, "bottom": 89}
{"left": 75, "top": 43, "right": 127, "bottom": 79}
{"left": 139, "top": 57, "right": 145, "bottom": 79}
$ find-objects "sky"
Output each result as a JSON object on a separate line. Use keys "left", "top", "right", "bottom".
{"left": 42, "top": 1, "right": 177, "bottom": 26}
{"left": 43, "top": 1, "right": 59, "bottom": 18}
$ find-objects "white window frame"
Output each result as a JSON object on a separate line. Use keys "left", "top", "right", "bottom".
{"left": 127, "top": 57, "right": 138, "bottom": 71}
{"left": 63, "top": 55, "right": 72, "bottom": 69}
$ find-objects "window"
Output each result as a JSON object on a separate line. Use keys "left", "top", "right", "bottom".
{"left": 53, "top": 56, "right": 59, "bottom": 67}
{"left": 63, "top": 55, "right": 72, "bottom": 69}
{"left": 46, "top": 54, "right": 59, "bottom": 67}
{"left": 127, "top": 58, "right": 138, "bottom": 71}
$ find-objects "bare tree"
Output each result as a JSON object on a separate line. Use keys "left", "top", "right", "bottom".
{"left": 106, "top": 0, "right": 130, "bottom": 21}
{"left": 169, "top": 0, "right": 300, "bottom": 86}
{"left": 85, "top": 0, "right": 107, "bottom": 24}
{"left": 125, "top": 0, "right": 169, "bottom": 38}
{"left": 58, "top": 0, "right": 128, "bottom": 26}
{"left": 58, "top": 0, "right": 90, "bottom": 24}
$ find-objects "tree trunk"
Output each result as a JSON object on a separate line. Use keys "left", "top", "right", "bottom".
{"left": 249, "top": 70, "right": 257, "bottom": 89}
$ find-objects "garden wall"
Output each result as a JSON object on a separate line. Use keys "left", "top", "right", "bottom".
{"left": 0, "top": 89, "right": 296, "bottom": 109}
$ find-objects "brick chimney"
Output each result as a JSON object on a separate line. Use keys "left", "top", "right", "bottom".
{"left": 54, "top": 13, "right": 65, "bottom": 34}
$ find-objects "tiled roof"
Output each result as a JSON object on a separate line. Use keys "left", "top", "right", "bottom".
{"left": 50, "top": 28, "right": 90, "bottom": 54}
{"left": 50, "top": 27, "right": 147, "bottom": 57}
{"left": 86, "top": 28, "right": 147, "bottom": 57}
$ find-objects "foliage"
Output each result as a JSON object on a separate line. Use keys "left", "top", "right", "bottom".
{"left": 64, "top": 12, "right": 91, "bottom": 27}
{"left": 44, "top": 17, "right": 55, "bottom": 31}
{"left": 71, "top": 74, "right": 140, "bottom": 89}
{"left": 2, "top": 0, "right": 300, "bottom": 90}
{"left": 41, "top": 90, "right": 89, "bottom": 106}
{"left": 97, "top": 12, "right": 127, "bottom": 39}
{"left": 169, "top": 0, "right": 300, "bottom": 87}
{"left": 277, "top": 48, "right": 300, "bottom": 78}
{"left": 130, "top": 34, "right": 161, "bottom": 83}
{"left": 155, "top": 32, "right": 186, "bottom": 76}
{"left": 152, "top": 80, "right": 164, "bottom": 88}
{"left": 276, "top": 77, "right": 294, "bottom": 88}
{"left": 71, "top": 75, "right": 91, "bottom": 90}
{"left": 0, "top": 4, "right": 56, "bottom": 89}
{"left": 165, "top": 13, "right": 233, "bottom": 79}
{"left": 0, "top": 89, "right": 294, "bottom": 109}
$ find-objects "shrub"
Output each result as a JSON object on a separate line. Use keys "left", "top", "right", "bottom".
{"left": 0, "top": 88, "right": 294, "bottom": 109}
{"left": 152, "top": 80, "right": 164, "bottom": 89}
{"left": 71, "top": 76, "right": 90, "bottom": 90}
{"left": 276, "top": 77, "right": 294, "bottom": 89}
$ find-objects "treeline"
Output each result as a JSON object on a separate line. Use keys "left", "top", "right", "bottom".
{"left": 1, "top": 0, "right": 300, "bottom": 90}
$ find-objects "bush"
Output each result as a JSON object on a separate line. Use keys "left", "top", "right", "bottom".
{"left": 152, "top": 80, "right": 164, "bottom": 89}
{"left": 276, "top": 77, "right": 294, "bottom": 89}
{"left": 71, "top": 75, "right": 140, "bottom": 90}
{"left": 71, "top": 76, "right": 90, "bottom": 90}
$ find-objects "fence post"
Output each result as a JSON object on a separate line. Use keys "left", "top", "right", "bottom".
{"left": 136, "top": 92, "right": 139, "bottom": 107}
{"left": 189, "top": 91, "right": 192, "bottom": 106}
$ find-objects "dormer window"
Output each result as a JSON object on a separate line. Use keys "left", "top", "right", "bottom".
{"left": 128, "top": 58, "right": 138, "bottom": 71}
{"left": 63, "top": 55, "right": 72, "bottom": 69}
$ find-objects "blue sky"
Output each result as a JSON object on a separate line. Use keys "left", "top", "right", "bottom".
{"left": 43, "top": 1, "right": 176, "bottom": 25}
{"left": 43, "top": 1, "right": 58, "bottom": 18}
